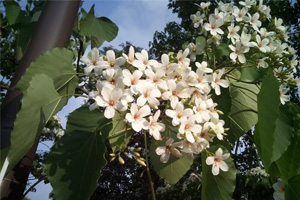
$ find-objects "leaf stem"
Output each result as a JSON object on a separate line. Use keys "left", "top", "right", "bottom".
{"left": 22, "top": 178, "right": 43, "bottom": 198}
{"left": 143, "top": 131, "right": 156, "bottom": 200}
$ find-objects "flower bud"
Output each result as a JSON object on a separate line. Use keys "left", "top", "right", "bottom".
{"left": 110, "top": 157, "right": 116, "bottom": 162}
{"left": 133, "top": 152, "right": 140, "bottom": 157}
{"left": 109, "top": 153, "right": 116, "bottom": 157}
{"left": 118, "top": 156, "right": 125, "bottom": 164}
{"left": 135, "top": 147, "right": 142, "bottom": 152}
{"left": 137, "top": 159, "right": 146, "bottom": 167}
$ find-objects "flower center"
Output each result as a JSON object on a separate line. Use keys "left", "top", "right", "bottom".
{"left": 108, "top": 100, "right": 114, "bottom": 106}
{"left": 134, "top": 114, "right": 140, "bottom": 120}
{"left": 214, "top": 157, "right": 221, "bottom": 162}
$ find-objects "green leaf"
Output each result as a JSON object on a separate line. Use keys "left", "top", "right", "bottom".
{"left": 285, "top": 174, "right": 300, "bottom": 200}
{"left": 215, "top": 43, "right": 229, "bottom": 60}
{"left": 275, "top": 103, "right": 300, "bottom": 183}
{"left": 91, "top": 36, "right": 104, "bottom": 48}
{"left": 150, "top": 126, "right": 193, "bottom": 184}
{"left": 46, "top": 106, "right": 112, "bottom": 200}
{"left": 4, "top": 1, "right": 24, "bottom": 25}
{"left": 226, "top": 75, "right": 259, "bottom": 143}
{"left": 65, "top": 106, "right": 111, "bottom": 134}
{"left": 80, "top": 13, "right": 118, "bottom": 42}
{"left": 212, "top": 87, "right": 231, "bottom": 121}
{"left": 195, "top": 36, "right": 206, "bottom": 49}
{"left": 108, "top": 112, "right": 133, "bottom": 152}
{"left": 289, "top": 103, "right": 300, "bottom": 136}
{"left": 7, "top": 74, "right": 71, "bottom": 173}
{"left": 256, "top": 74, "right": 281, "bottom": 170}
{"left": 16, "top": 48, "right": 78, "bottom": 94}
{"left": 201, "top": 145, "right": 236, "bottom": 200}
{"left": 240, "top": 67, "right": 263, "bottom": 82}
{"left": 276, "top": 135, "right": 300, "bottom": 183}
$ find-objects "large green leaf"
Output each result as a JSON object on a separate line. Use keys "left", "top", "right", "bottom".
{"left": 212, "top": 87, "right": 231, "bottom": 121}
{"left": 15, "top": 48, "right": 78, "bottom": 94}
{"left": 201, "top": 145, "right": 236, "bottom": 200}
{"left": 285, "top": 174, "right": 300, "bottom": 200}
{"left": 275, "top": 103, "right": 300, "bottom": 183}
{"left": 7, "top": 74, "right": 72, "bottom": 172}
{"left": 46, "top": 106, "right": 112, "bottom": 200}
{"left": 108, "top": 111, "right": 133, "bottom": 152}
{"left": 256, "top": 74, "right": 283, "bottom": 170}
{"left": 80, "top": 11, "right": 118, "bottom": 42}
{"left": 66, "top": 106, "right": 111, "bottom": 134}
{"left": 4, "top": 1, "right": 25, "bottom": 25}
{"left": 149, "top": 125, "right": 193, "bottom": 184}
{"left": 226, "top": 74, "right": 259, "bottom": 143}
{"left": 240, "top": 67, "right": 263, "bottom": 82}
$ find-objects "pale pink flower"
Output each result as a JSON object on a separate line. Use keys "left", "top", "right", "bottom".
{"left": 155, "top": 138, "right": 182, "bottom": 163}
{"left": 206, "top": 148, "right": 230, "bottom": 175}
{"left": 125, "top": 103, "right": 150, "bottom": 132}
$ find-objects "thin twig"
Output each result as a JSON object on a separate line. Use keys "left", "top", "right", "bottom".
{"left": 143, "top": 131, "right": 156, "bottom": 200}
{"left": 23, "top": 178, "right": 43, "bottom": 198}
{"left": 76, "top": 86, "right": 89, "bottom": 95}
{"left": 76, "top": 39, "right": 83, "bottom": 73}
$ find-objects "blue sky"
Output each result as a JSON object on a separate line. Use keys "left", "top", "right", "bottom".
{"left": 26, "top": 1, "right": 179, "bottom": 199}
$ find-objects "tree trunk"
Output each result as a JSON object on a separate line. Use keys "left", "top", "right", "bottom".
{"left": 0, "top": 1, "right": 81, "bottom": 199}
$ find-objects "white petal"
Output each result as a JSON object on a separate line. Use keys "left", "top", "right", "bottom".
{"left": 206, "top": 156, "right": 214, "bottom": 165}
{"left": 212, "top": 163, "right": 220, "bottom": 175}
{"left": 155, "top": 146, "right": 166, "bottom": 155}
{"left": 104, "top": 106, "right": 115, "bottom": 119}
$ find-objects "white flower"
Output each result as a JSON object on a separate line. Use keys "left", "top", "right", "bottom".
{"left": 162, "top": 80, "right": 191, "bottom": 105}
{"left": 165, "top": 101, "right": 193, "bottom": 126}
{"left": 204, "top": 15, "right": 224, "bottom": 36}
{"left": 179, "top": 115, "right": 201, "bottom": 143}
{"left": 274, "top": 17, "right": 286, "bottom": 32}
{"left": 145, "top": 68, "right": 168, "bottom": 90}
{"left": 99, "top": 50, "right": 125, "bottom": 70}
{"left": 247, "top": 13, "right": 261, "bottom": 31}
{"left": 102, "top": 68, "right": 124, "bottom": 88}
{"left": 125, "top": 103, "right": 150, "bottom": 132}
{"left": 122, "top": 69, "right": 143, "bottom": 94}
{"left": 273, "top": 179, "right": 285, "bottom": 200}
{"left": 195, "top": 61, "right": 213, "bottom": 73}
{"left": 190, "top": 11, "right": 204, "bottom": 28}
{"left": 211, "top": 68, "right": 229, "bottom": 95}
{"left": 232, "top": 7, "right": 248, "bottom": 22}
{"left": 209, "top": 121, "right": 225, "bottom": 140}
{"left": 193, "top": 97, "right": 211, "bottom": 123}
{"left": 229, "top": 41, "right": 248, "bottom": 63}
{"left": 177, "top": 48, "right": 190, "bottom": 67}
{"left": 148, "top": 110, "right": 165, "bottom": 140}
{"left": 206, "top": 148, "right": 230, "bottom": 175}
{"left": 135, "top": 49, "right": 158, "bottom": 70}
{"left": 94, "top": 87, "right": 126, "bottom": 119}
{"left": 239, "top": 0, "right": 255, "bottom": 8}
{"left": 258, "top": 57, "right": 269, "bottom": 68}
{"left": 81, "top": 48, "right": 102, "bottom": 75}
{"left": 227, "top": 23, "right": 240, "bottom": 44}
{"left": 161, "top": 53, "right": 178, "bottom": 75}
{"left": 254, "top": 35, "right": 270, "bottom": 53}
{"left": 155, "top": 138, "right": 182, "bottom": 163}
{"left": 137, "top": 83, "right": 161, "bottom": 108}
{"left": 188, "top": 43, "right": 203, "bottom": 61}
{"left": 279, "top": 85, "right": 290, "bottom": 105}
{"left": 123, "top": 46, "right": 144, "bottom": 69}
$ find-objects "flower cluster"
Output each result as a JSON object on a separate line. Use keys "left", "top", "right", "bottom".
{"left": 82, "top": 46, "right": 229, "bottom": 168}
{"left": 248, "top": 166, "right": 269, "bottom": 178}
{"left": 190, "top": 0, "right": 299, "bottom": 105}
